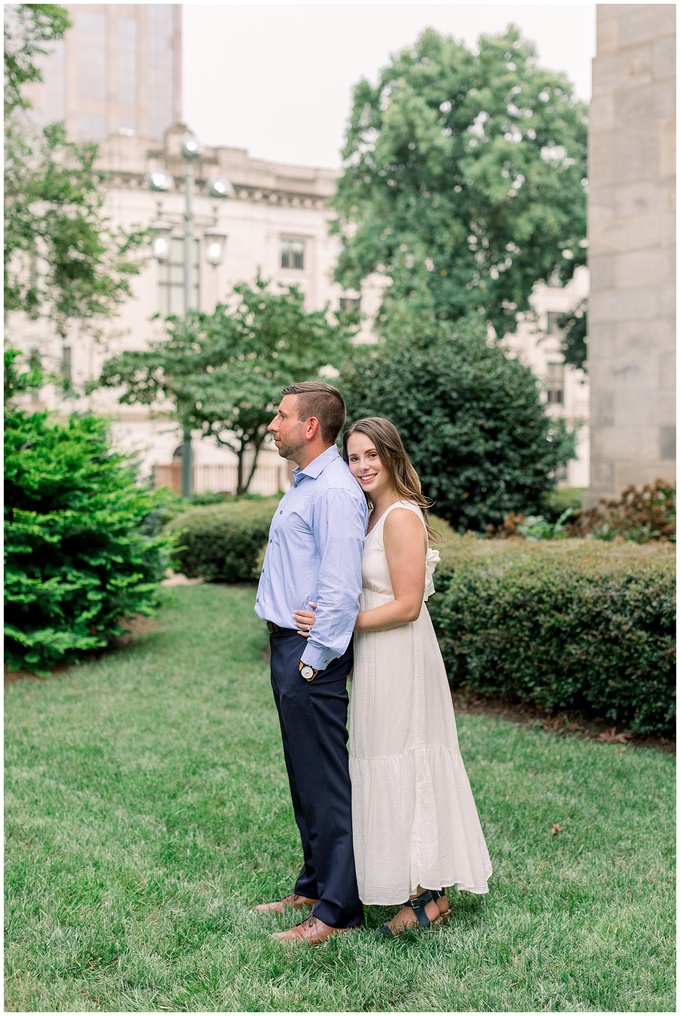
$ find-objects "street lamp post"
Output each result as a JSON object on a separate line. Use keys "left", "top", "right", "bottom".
{"left": 179, "top": 133, "right": 200, "bottom": 499}
{"left": 148, "top": 130, "right": 232, "bottom": 498}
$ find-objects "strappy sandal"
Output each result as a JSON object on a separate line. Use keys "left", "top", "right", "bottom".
{"left": 430, "top": 888, "right": 450, "bottom": 920}
{"left": 379, "top": 889, "right": 442, "bottom": 937}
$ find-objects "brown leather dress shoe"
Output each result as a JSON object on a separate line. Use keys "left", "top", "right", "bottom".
{"left": 271, "top": 914, "right": 351, "bottom": 943}
{"left": 254, "top": 892, "right": 318, "bottom": 915}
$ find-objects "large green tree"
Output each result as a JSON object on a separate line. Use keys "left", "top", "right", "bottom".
{"left": 96, "top": 278, "right": 355, "bottom": 494}
{"left": 4, "top": 4, "right": 146, "bottom": 341}
{"left": 332, "top": 25, "right": 588, "bottom": 339}
{"left": 340, "top": 318, "right": 576, "bottom": 532}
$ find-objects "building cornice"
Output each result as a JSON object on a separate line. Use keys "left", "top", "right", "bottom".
{"left": 96, "top": 124, "right": 338, "bottom": 209}
{"left": 100, "top": 169, "right": 333, "bottom": 209}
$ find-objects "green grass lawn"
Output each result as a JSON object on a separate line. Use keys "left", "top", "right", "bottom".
{"left": 5, "top": 584, "right": 675, "bottom": 1013}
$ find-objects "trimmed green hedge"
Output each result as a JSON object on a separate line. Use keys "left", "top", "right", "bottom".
{"left": 165, "top": 498, "right": 280, "bottom": 582}
{"left": 427, "top": 527, "right": 675, "bottom": 736}
{"left": 163, "top": 502, "right": 675, "bottom": 735}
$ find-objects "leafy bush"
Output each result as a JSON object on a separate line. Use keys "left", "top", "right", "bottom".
{"left": 488, "top": 483, "right": 675, "bottom": 544}
{"left": 572, "top": 480, "right": 676, "bottom": 543}
{"left": 427, "top": 533, "right": 675, "bottom": 735}
{"left": 165, "top": 498, "right": 280, "bottom": 582}
{"left": 140, "top": 486, "right": 188, "bottom": 531}
{"left": 5, "top": 409, "right": 169, "bottom": 674}
{"left": 517, "top": 509, "right": 576, "bottom": 541}
{"left": 487, "top": 508, "right": 575, "bottom": 540}
{"left": 340, "top": 318, "right": 576, "bottom": 531}
{"left": 542, "top": 486, "right": 586, "bottom": 524}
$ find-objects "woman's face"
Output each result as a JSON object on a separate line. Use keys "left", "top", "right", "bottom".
{"left": 346, "top": 432, "right": 393, "bottom": 501}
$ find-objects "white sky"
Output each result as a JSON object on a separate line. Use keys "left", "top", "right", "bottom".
{"left": 182, "top": 2, "right": 597, "bottom": 170}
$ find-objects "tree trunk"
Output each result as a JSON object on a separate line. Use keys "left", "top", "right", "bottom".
{"left": 236, "top": 445, "right": 246, "bottom": 497}
{"left": 242, "top": 434, "right": 266, "bottom": 494}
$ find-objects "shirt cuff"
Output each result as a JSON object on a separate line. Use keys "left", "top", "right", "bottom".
{"left": 300, "top": 644, "right": 335, "bottom": 671}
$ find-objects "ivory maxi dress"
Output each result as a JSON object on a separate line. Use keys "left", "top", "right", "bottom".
{"left": 349, "top": 500, "right": 492, "bottom": 904}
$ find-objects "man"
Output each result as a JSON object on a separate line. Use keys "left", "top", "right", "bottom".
{"left": 254, "top": 381, "right": 367, "bottom": 943}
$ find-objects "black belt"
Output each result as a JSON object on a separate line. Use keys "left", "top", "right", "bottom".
{"left": 266, "top": 620, "right": 297, "bottom": 635}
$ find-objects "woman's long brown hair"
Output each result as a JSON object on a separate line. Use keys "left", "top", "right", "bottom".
{"left": 342, "top": 417, "right": 438, "bottom": 541}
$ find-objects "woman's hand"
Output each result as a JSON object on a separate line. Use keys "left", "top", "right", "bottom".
{"left": 293, "top": 602, "right": 317, "bottom": 638}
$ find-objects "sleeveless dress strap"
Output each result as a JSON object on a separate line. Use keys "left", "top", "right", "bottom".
{"left": 378, "top": 501, "right": 439, "bottom": 600}
{"left": 378, "top": 500, "right": 425, "bottom": 528}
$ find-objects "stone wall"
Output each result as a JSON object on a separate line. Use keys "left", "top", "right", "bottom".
{"left": 587, "top": 3, "right": 675, "bottom": 503}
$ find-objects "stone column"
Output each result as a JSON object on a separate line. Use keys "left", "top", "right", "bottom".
{"left": 587, "top": 3, "right": 675, "bottom": 504}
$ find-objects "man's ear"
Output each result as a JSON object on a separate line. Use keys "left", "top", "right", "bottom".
{"left": 305, "top": 417, "right": 321, "bottom": 440}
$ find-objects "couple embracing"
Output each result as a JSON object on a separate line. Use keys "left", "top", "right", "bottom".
{"left": 254, "top": 381, "right": 492, "bottom": 942}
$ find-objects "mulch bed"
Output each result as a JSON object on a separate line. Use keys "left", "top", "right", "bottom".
{"left": 451, "top": 689, "right": 675, "bottom": 756}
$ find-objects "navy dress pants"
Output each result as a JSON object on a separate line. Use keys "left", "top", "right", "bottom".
{"left": 269, "top": 629, "right": 362, "bottom": 929}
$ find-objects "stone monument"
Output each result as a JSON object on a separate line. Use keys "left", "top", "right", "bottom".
{"left": 587, "top": 3, "right": 675, "bottom": 503}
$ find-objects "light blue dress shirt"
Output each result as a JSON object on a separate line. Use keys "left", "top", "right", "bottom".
{"left": 254, "top": 445, "right": 368, "bottom": 671}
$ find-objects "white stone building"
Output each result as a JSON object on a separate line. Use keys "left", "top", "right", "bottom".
{"left": 13, "top": 2, "right": 590, "bottom": 495}
{"left": 12, "top": 122, "right": 382, "bottom": 493}
{"left": 502, "top": 267, "right": 591, "bottom": 489}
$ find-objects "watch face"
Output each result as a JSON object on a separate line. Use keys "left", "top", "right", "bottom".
{"left": 301, "top": 665, "right": 315, "bottom": 681}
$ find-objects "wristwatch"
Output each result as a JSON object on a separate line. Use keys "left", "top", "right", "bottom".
{"left": 299, "top": 662, "right": 319, "bottom": 682}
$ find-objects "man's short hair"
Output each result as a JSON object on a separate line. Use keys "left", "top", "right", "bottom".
{"left": 282, "top": 381, "right": 346, "bottom": 443}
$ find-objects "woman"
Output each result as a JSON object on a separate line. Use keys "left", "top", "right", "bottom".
{"left": 293, "top": 417, "right": 492, "bottom": 936}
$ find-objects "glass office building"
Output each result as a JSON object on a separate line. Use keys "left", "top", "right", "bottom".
{"left": 30, "top": 4, "right": 181, "bottom": 142}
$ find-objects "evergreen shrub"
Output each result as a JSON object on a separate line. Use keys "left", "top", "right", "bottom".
{"left": 5, "top": 409, "right": 169, "bottom": 674}
{"left": 427, "top": 528, "right": 675, "bottom": 735}
{"left": 165, "top": 498, "right": 280, "bottom": 582}
{"left": 340, "top": 319, "right": 576, "bottom": 531}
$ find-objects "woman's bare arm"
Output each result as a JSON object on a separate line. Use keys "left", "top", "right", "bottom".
{"left": 292, "top": 509, "right": 427, "bottom": 636}
{"left": 354, "top": 508, "right": 426, "bottom": 632}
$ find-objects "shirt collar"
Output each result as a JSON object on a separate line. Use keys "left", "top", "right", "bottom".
{"left": 293, "top": 444, "right": 341, "bottom": 481}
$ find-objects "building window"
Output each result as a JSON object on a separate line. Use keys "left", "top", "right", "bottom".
{"left": 159, "top": 237, "right": 200, "bottom": 317}
{"left": 29, "top": 348, "right": 42, "bottom": 403}
{"left": 339, "top": 296, "right": 361, "bottom": 313}
{"left": 62, "top": 345, "right": 72, "bottom": 388}
{"left": 280, "top": 239, "right": 305, "bottom": 270}
{"left": 546, "top": 362, "right": 564, "bottom": 405}
{"left": 546, "top": 311, "right": 562, "bottom": 335}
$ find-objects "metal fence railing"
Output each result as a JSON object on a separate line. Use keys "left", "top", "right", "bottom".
{"left": 152, "top": 461, "right": 291, "bottom": 496}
